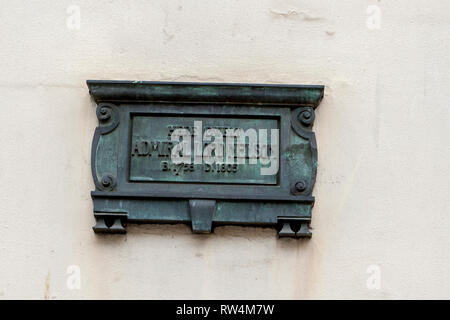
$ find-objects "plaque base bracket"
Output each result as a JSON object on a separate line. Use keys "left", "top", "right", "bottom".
{"left": 189, "top": 199, "right": 216, "bottom": 234}
{"left": 277, "top": 217, "right": 312, "bottom": 238}
{"left": 93, "top": 212, "right": 128, "bottom": 234}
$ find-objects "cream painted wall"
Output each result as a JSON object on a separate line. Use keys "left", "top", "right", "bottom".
{"left": 0, "top": 0, "right": 449, "bottom": 299}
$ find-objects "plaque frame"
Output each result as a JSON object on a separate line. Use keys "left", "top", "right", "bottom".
{"left": 88, "top": 80, "right": 324, "bottom": 238}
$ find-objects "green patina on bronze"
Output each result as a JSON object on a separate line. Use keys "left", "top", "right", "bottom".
{"left": 88, "top": 80, "right": 324, "bottom": 238}
{"left": 130, "top": 115, "right": 278, "bottom": 184}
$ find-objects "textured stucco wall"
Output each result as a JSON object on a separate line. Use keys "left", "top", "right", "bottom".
{"left": 0, "top": 0, "right": 449, "bottom": 299}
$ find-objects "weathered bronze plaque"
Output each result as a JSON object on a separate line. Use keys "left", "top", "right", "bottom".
{"left": 88, "top": 80, "right": 324, "bottom": 238}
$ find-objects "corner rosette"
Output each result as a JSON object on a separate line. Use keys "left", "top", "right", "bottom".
{"left": 291, "top": 106, "right": 316, "bottom": 138}
{"left": 96, "top": 103, "right": 119, "bottom": 134}
{"left": 100, "top": 174, "right": 117, "bottom": 191}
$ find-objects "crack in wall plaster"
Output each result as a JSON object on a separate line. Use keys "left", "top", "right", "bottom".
{"left": 269, "top": 9, "right": 324, "bottom": 21}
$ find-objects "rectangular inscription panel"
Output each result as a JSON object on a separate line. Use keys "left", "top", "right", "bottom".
{"left": 129, "top": 115, "right": 279, "bottom": 184}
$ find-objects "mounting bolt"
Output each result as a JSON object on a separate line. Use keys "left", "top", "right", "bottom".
{"left": 302, "top": 111, "right": 311, "bottom": 119}
{"left": 100, "top": 174, "right": 116, "bottom": 191}
{"left": 298, "top": 109, "right": 315, "bottom": 126}
{"left": 101, "top": 178, "right": 111, "bottom": 187}
{"left": 295, "top": 181, "right": 307, "bottom": 193}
